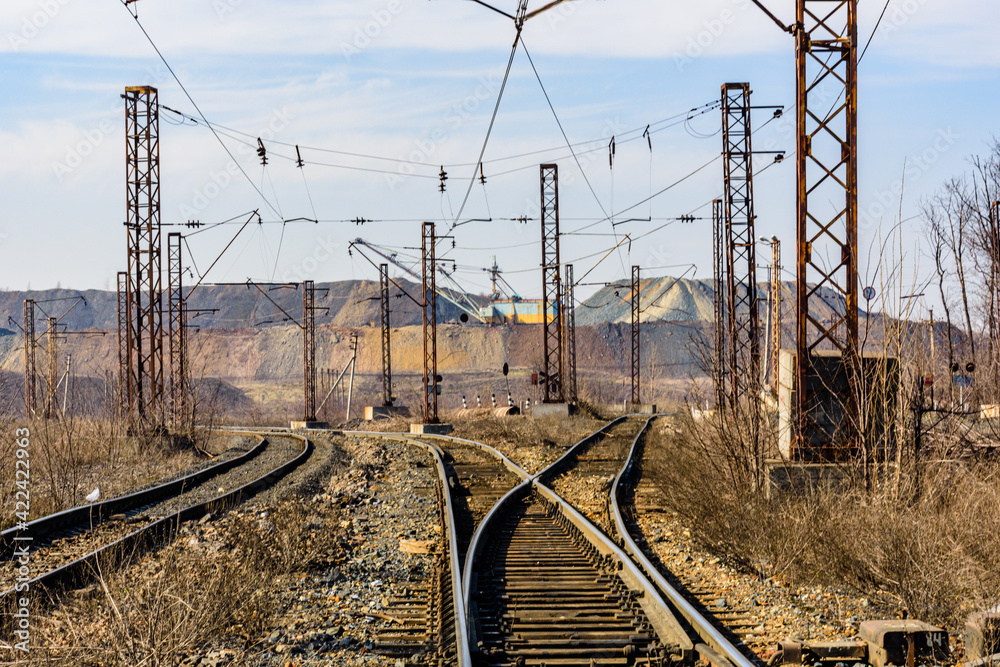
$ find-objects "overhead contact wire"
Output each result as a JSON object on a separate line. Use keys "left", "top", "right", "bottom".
{"left": 119, "top": 2, "right": 281, "bottom": 220}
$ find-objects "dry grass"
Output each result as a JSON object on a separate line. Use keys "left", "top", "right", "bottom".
{"left": 0, "top": 418, "right": 236, "bottom": 526}
{"left": 647, "top": 413, "right": 1000, "bottom": 630}
{"left": 5, "top": 499, "right": 342, "bottom": 666}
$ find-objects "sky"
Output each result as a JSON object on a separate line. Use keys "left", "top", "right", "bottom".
{"left": 0, "top": 0, "right": 998, "bottom": 316}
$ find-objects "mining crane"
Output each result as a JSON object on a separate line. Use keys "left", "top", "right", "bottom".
{"left": 350, "top": 238, "right": 488, "bottom": 324}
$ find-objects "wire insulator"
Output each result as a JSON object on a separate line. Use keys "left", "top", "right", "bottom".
{"left": 256, "top": 138, "right": 268, "bottom": 166}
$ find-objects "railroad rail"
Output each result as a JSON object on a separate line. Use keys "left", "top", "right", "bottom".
{"left": 0, "top": 431, "right": 312, "bottom": 611}
{"left": 611, "top": 417, "right": 758, "bottom": 667}
{"left": 0, "top": 434, "right": 266, "bottom": 557}
{"left": 343, "top": 417, "right": 770, "bottom": 666}
{"left": 351, "top": 433, "right": 477, "bottom": 667}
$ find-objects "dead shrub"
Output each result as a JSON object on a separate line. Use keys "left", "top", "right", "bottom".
{"left": 647, "top": 412, "right": 1000, "bottom": 629}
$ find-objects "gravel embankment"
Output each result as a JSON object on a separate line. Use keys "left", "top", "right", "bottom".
{"left": 181, "top": 433, "right": 443, "bottom": 666}
{"left": 544, "top": 418, "right": 642, "bottom": 535}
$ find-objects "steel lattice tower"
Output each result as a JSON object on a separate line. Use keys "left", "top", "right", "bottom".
{"left": 123, "top": 85, "right": 164, "bottom": 431}
{"left": 379, "top": 263, "right": 393, "bottom": 407}
{"left": 769, "top": 238, "right": 783, "bottom": 390}
{"left": 795, "top": 0, "right": 860, "bottom": 459}
{"left": 722, "top": 83, "right": 760, "bottom": 410}
{"left": 421, "top": 223, "right": 439, "bottom": 423}
{"left": 167, "top": 233, "right": 186, "bottom": 426}
{"left": 539, "top": 164, "right": 563, "bottom": 403}
{"left": 116, "top": 271, "right": 131, "bottom": 419}
{"left": 44, "top": 317, "right": 58, "bottom": 419}
{"left": 23, "top": 300, "right": 36, "bottom": 417}
{"left": 303, "top": 280, "right": 317, "bottom": 421}
{"left": 631, "top": 266, "right": 641, "bottom": 406}
{"left": 712, "top": 199, "right": 728, "bottom": 409}
{"left": 563, "top": 263, "right": 578, "bottom": 403}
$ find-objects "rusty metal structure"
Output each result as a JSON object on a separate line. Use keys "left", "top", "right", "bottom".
{"left": 631, "top": 265, "right": 641, "bottom": 405}
{"left": 303, "top": 280, "right": 317, "bottom": 422}
{"left": 421, "top": 222, "right": 439, "bottom": 423}
{"left": 747, "top": 1, "right": 860, "bottom": 459}
{"left": 563, "top": 263, "right": 577, "bottom": 403}
{"left": 122, "top": 85, "right": 164, "bottom": 431}
{"left": 44, "top": 317, "right": 58, "bottom": 419}
{"left": 768, "top": 237, "right": 783, "bottom": 389}
{"left": 167, "top": 233, "right": 186, "bottom": 426}
{"left": 721, "top": 82, "right": 760, "bottom": 410}
{"left": 116, "top": 271, "right": 131, "bottom": 419}
{"left": 379, "top": 263, "right": 393, "bottom": 407}
{"left": 712, "top": 198, "right": 728, "bottom": 408}
{"left": 539, "top": 164, "right": 564, "bottom": 403}
{"left": 794, "top": 0, "right": 859, "bottom": 458}
{"left": 23, "top": 300, "right": 36, "bottom": 417}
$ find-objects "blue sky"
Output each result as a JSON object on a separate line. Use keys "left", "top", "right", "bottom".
{"left": 0, "top": 0, "right": 997, "bottom": 315}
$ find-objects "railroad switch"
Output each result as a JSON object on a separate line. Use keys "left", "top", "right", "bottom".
{"left": 774, "top": 619, "right": 948, "bottom": 667}
{"left": 860, "top": 619, "right": 949, "bottom": 667}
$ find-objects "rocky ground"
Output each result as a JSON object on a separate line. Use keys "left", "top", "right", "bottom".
{"left": 6, "top": 417, "right": 973, "bottom": 666}
{"left": 449, "top": 413, "right": 607, "bottom": 474}
{"left": 637, "top": 509, "right": 916, "bottom": 661}
{"left": 176, "top": 433, "right": 443, "bottom": 667}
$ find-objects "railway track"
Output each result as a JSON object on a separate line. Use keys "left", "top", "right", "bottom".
{"left": 0, "top": 431, "right": 313, "bottom": 610}
{"left": 349, "top": 417, "right": 771, "bottom": 667}
{"left": 457, "top": 419, "right": 691, "bottom": 667}
{"left": 362, "top": 433, "right": 529, "bottom": 665}
{"left": 542, "top": 416, "right": 650, "bottom": 536}
{"left": 611, "top": 418, "right": 760, "bottom": 667}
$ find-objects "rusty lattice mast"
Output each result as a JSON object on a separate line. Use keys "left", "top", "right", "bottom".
{"left": 563, "top": 263, "right": 578, "bottom": 403}
{"left": 116, "top": 271, "right": 131, "bottom": 419}
{"left": 721, "top": 82, "right": 760, "bottom": 411}
{"left": 749, "top": 0, "right": 861, "bottom": 459}
{"left": 794, "top": 0, "right": 859, "bottom": 458}
{"left": 303, "top": 280, "right": 317, "bottom": 422}
{"left": 540, "top": 164, "right": 563, "bottom": 403}
{"left": 167, "top": 232, "right": 187, "bottom": 427}
{"left": 379, "top": 263, "right": 393, "bottom": 407}
{"left": 421, "top": 222, "right": 439, "bottom": 423}
{"left": 23, "top": 300, "right": 36, "bottom": 417}
{"left": 631, "top": 265, "right": 641, "bottom": 406}
{"left": 712, "top": 199, "right": 728, "bottom": 408}
{"left": 122, "top": 85, "right": 164, "bottom": 432}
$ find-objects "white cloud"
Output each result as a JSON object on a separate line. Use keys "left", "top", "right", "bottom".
{"left": 0, "top": 0, "right": 993, "bottom": 67}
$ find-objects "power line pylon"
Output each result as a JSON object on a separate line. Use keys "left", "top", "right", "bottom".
{"left": 721, "top": 83, "right": 760, "bottom": 411}
{"left": 123, "top": 85, "right": 164, "bottom": 432}
{"left": 421, "top": 222, "right": 439, "bottom": 423}
{"left": 303, "top": 280, "right": 317, "bottom": 422}
{"left": 768, "top": 237, "right": 782, "bottom": 390}
{"left": 540, "top": 164, "right": 563, "bottom": 403}
{"left": 116, "top": 271, "right": 132, "bottom": 420}
{"left": 631, "top": 265, "right": 641, "bottom": 406}
{"left": 379, "top": 263, "right": 394, "bottom": 407}
{"left": 23, "top": 300, "right": 36, "bottom": 418}
{"left": 167, "top": 233, "right": 187, "bottom": 428}
{"left": 712, "top": 199, "right": 728, "bottom": 409}
{"left": 563, "top": 263, "right": 578, "bottom": 403}
{"left": 44, "top": 317, "right": 58, "bottom": 419}
{"left": 794, "top": 0, "right": 859, "bottom": 459}
{"left": 750, "top": 0, "right": 861, "bottom": 459}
